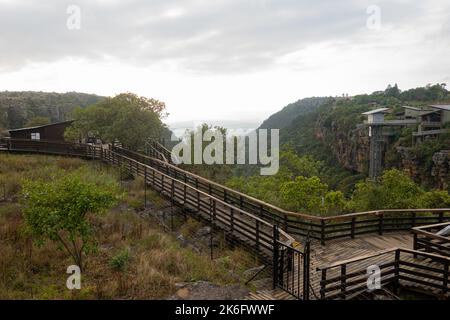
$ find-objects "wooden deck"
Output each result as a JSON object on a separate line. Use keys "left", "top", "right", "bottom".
{"left": 248, "top": 232, "right": 415, "bottom": 300}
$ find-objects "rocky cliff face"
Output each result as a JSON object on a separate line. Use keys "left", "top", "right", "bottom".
{"left": 315, "top": 115, "right": 370, "bottom": 173}
{"left": 431, "top": 150, "right": 450, "bottom": 190}
{"left": 396, "top": 148, "right": 449, "bottom": 189}
{"left": 315, "top": 117, "right": 449, "bottom": 190}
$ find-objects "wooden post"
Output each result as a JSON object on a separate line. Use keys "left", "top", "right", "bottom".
{"left": 378, "top": 213, "right": 384, "bottom": 235}
{"left": 443, "top": 260, "right": 449, "bottom": 294}
{"left": 230, "top": 208, "right": 234, "bottom": 233}
{"left": 393, "top": 250, "right": 400, "bottom": 294}
{"left": 321, "top": 220, "right": 326, "bottom": 245}
{"left": 351, "top": 218, "right": 356, "bottom": 239}
{"left": 272, "top": 225, "right": 279, "bottom": 290}
{"left": 255, "top": 221, "right": 260, "bottom": 252}
{"left": 144, "top": 167, "right": 147, "bottom": 208}
{"left": 303, "top": 240, "right": 310, "bottom": 300}
{"left": 320, "top": 269, "right": 327, "bottom": 300}
{"left": 411, "top": 211, "right": 416, "bottom": 228}
{"left": 413, "top": 233, "right": 418, "bottom": 258}
{"left": 340, "top": 265, "right": 347, "bottom": 300}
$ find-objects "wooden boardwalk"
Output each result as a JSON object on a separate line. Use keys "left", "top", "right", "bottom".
{"left": 247, "top": 232, "right": 414, "bottom": 300}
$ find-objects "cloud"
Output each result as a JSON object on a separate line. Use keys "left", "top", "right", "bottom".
{"left": 0, "top": 0, "right": 448, "bottom": 75}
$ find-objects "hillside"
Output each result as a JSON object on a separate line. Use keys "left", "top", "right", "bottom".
{"left": 0, "top": 91, "right": 104, "bottom": 131}
{"left": 258, "top": 97, "right": 331, "bottom": 130}
{"left": 259, "top": 84, "right": 450, "bottom": 192}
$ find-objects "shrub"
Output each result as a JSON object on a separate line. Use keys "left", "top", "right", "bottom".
{"left": 110, "top": 249, "right": 131, "bottom": 272}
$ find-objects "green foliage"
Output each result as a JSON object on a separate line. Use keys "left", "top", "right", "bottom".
{"left": 0, "top": 91, "right": 103, "bottom": 129}
{"left": 417, "top": 190, "right": 450, "bottom": 208}
{"left": 110, "top": 249, "right": 131, "bottom": 272}
{"left": 24, "top": 116, "right": 50, "bottom": 128}
{"left": 21, "top": 171, "right": 118, "bottom": 269}
{"left": 65, "top": 93, "right": 167, "bottom": 150}
{"left": 280, "top": 176, "right": 327, "bottom": 213}
{"left": 348, "top": 169, "right": 423, "bottom": 211}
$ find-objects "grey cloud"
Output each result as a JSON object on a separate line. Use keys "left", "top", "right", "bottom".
{"left": 0, "top": 0, "right": 446, "bottom": 73}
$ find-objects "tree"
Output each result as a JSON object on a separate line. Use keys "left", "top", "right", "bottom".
{"left": 25, "top": 116, "right": 50, "bottom": 127}
{"left": 348, "top": 169, "right": 423, "bottom": 211}
{"left": 21, "top": 172, "right": 118, "bottom": 270}
{"left": 65, "top": 93, "right": 167, "bottom": 150}
{"left": 384, "top": 84, "right": 401, "bottom": 98}
{"left": 280, "top": 176, "right": 328, "bottom": 213}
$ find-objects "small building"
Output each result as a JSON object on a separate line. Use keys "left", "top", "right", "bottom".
{"left": 428, "top": 105, "right": 450, "bottom": 124}
{"left": 8, "top": 120, "right": 74, "bottom": 142}
{"left": 362, "top": 108, "right": 390, "bottom": 124}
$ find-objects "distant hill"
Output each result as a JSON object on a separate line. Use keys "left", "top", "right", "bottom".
{"left": 0, "top": 91, "right": 105, "bottom": 130}
{"left": 258, "top": 97, "right": 331, "bottom": 130}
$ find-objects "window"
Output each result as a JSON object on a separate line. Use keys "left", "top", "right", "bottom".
{"left": 31, "top": 132, "right": 40, "bottom": 140}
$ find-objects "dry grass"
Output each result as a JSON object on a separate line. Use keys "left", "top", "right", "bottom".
{"left": 0, "top": 154, "right": 258, "bottom": 299}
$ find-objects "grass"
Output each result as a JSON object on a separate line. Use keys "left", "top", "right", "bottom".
{"left": 0, "top": 153, "right": 258, "bottom": 299}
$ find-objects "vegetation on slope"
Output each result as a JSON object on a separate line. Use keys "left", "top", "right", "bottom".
{"left": 0, "top": 154, "right": 257, "bottom": 299}
{"left": 0, "top": 91, "right": 104, "bottom": 132}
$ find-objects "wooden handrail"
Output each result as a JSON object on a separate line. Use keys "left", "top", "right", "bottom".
{"left": 412, "top": 222, "right": 450, "bottom": 242}
{"left": 3, "top": 139, "right": 450, "bottom": 244}
{"left": 105, "top": 149, "right": 295, "bottom": 245}
{"left": 317, "top": 247, "right": 450, "bottom": 271}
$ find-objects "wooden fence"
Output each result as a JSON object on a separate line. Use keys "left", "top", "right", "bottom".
{"left": 111, "top": 146, "right": 450, "bottom": 244}
{"left": 317, "top": 248, "right": 450, "bottom": 299}
{"left": 413, "top": 222, "right": 450, "bottom": 258}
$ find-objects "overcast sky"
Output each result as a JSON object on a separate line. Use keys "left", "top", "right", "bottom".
{"left": 0, "top": 0, "right": 449, "bottom": 123}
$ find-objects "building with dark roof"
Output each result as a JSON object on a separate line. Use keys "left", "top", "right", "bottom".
{"left": 8, "top": 120, "right": 74, "bottom": 141}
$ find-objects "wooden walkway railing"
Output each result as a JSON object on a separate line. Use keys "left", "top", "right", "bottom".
{"left": 102, "top": 147, "right": 295, "bottom": 258}
{"left": 317, "top": 248, "right": 450, "bottom": 299}
{"left": 413, "top": 222, "right": 450, "bottom": 258}
{"left": 111, "top": 146, "right": 450, "bottom": 245}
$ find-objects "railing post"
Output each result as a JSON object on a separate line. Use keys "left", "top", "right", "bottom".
{"left": 272, "top": 225, "right": 279, "bottom": 290}
{"left": 303, "top": 239, "right": 310, "bottom": 300}
{"left": 411, "top": 211, "right": 416, "bottom": 228}
{"left": 144, "top": 166, "right": 147, "bottom": 208}
{"left": 321, "top": 220, "right": 326, "bottom": 245}
{"left": 378, "top": 213, "right": 384, "bottom": 235}
{"left": 351, "top": 218, "right": 356, "bottom": 239}
{"left": 255, "top": 221, "right": 260, "bottom": 252}
{"left": 340, "top": 265, "right": 347, "bottom": 300}
{"left": 443, "top": 260, "right": 449, "bottom": 294}
{"left": 413, "top": 233, "right": 418, "bottom": 258}
{"left": 438, "top": 211, "right": 444, "bottom": 223}
{"left": 197, "top": 191, "right": 200, "bottom": 212}
{"left": 320, "top": 269, "right": 327, "bottom": 300}
{"left": 230, "top": 208, "right": 234, "bottom": 233}
{"left": 393, "top": 249, "right": 400, "bottom": 294}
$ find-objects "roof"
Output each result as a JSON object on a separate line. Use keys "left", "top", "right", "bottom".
{"left": 429, "top": 105, "right": 450, "bottom": 111}
{"left": 420, "top": 110, "right": 440, "bottom": 116}
{"left": 402, "top": 106, "right": 421, "bottom": 111}
{"left": 361, "top": 108, "right": 390, "bottom": 115}
{"left": 8, "top": 120, "right": 74, "bottom": 132}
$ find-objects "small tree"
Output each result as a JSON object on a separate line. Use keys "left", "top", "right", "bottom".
{"left": 21, "top": 172, "right": 117, "bottom": 270}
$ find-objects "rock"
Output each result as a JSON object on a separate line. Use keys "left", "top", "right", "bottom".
{"left": 175, "top": 288, "right": 190, "bottom": 299}
{"left": 196, "top": 226, "right": 211, "bottom": 237}
{"left": 168, "top": 281, "right": 249, "bottom": 300}
{"left": 176, "top": 234, "right": 188, "bottom": 247}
